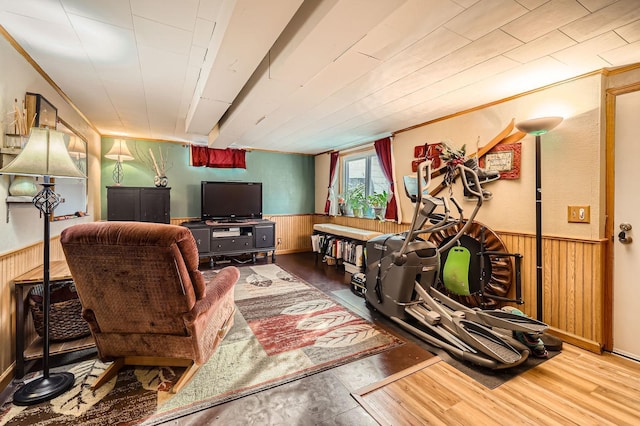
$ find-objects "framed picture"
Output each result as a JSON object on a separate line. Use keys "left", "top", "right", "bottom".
{"left": 479, "top": 142, "right": 521, "bottom": 179}
{"left": 25, "top": 92, "right": 58, "bottom": 129}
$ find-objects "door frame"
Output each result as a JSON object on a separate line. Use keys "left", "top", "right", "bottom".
{"left": 604, "top": 82, "right": 640, "bottom": 352}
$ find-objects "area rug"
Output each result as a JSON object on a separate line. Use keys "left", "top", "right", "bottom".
{"left": 0, "top": 264, "right": 403, "bottom": 426}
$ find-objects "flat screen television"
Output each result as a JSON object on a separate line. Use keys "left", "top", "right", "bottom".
{"left": 201, "top": 181, "right": 262, "bottom": 221}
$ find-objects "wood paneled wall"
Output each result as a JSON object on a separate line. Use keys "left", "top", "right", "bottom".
{"left": 499, "top": 233, "right": 606, "bottom": 352}
{"left": 0, "top": 237, "right": 65, "bottom": 388}
{"left": 0, "top": 215, "right": 606, "bottom": 388}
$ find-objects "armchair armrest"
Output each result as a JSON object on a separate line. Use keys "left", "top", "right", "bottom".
{"left": 183, "top": 266, "right": 239, "bottom": 326}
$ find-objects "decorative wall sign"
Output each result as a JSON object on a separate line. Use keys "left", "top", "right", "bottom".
{"left": 25, "top": 92, "right": 58, "bottom": 129}
{"left": 479, "top": 142, "right": 521, "bottom": 179}
{"left": 412, "top": 142, "right": 442, "bottom": 172}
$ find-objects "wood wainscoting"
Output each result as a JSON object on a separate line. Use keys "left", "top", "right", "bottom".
{"left": 0, "top": 237, "right": 65, "bottom": 390}
{"left": 0, "top": 216, "right": 606, "bottom": 390}
{"left": 499, "top": 232, "right": 606, "bottom": 353}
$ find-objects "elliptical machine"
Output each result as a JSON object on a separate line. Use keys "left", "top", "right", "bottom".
{"left": 364, "top": 160, "right": 547, "bottom": 369}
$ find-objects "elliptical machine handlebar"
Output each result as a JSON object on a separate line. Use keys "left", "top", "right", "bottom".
{"left": 394, "top": 160, "right": 487, "bottom": 263}
{"left": 393, "top": 160, "right": 435, "bottom": 265}
{"left": 438, "top": 164, "right": 484, "bottom": 252}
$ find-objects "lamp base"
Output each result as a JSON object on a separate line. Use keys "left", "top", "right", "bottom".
{"left": 13, "top": 372, "right": 75, "bottom": 406}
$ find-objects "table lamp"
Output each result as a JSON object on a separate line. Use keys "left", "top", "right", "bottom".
{"left": 104, "top": 139, "right": 133, "bottom": 185}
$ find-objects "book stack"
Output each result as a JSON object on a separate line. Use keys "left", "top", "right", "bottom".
{"left": 311, "top": 234, "right": 365, "bottom": 271}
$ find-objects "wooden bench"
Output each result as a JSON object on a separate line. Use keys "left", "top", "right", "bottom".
{"left": 313, "top": 223, "right": 383, "bottom": 241}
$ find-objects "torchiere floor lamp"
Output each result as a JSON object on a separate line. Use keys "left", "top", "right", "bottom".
{"left": 515, "top": 116, "right": 563, "bottom": 322}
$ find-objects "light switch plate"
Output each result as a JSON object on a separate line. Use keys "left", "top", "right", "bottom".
{"left": 568, "top": 205, "right": 590, "bottom": 223}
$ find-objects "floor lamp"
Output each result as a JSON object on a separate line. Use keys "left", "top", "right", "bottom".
{"left": 0, "top": 127, "right": 86, "bottom": 405}
{"left": 515, "top": 117, "right": 563, "bottom": 322}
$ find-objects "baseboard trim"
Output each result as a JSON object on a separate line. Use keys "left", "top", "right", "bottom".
{"left": 547, "top": 327, "right": 603, "bottom": 354}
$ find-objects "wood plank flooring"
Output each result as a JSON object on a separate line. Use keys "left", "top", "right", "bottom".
{"left": 165, "top": 253, "right": 640, "bottom": 424}
{"left": 355, "top": 345, "right": 640, "bottom": 425}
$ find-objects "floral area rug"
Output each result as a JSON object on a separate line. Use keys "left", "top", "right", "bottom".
{"left": 1, "top": 264, "right": 403, "bottom": 425}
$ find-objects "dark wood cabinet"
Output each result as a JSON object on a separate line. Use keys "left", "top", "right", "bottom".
{"left": 107, "top": 186, "right": 170, "bottom": 224}
{"left": 182, "top": 219, "right": 276, "bottom": 266}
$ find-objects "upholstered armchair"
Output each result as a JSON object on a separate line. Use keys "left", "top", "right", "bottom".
{"left": 60, "top": 221, "right": 238, "bottom": 393}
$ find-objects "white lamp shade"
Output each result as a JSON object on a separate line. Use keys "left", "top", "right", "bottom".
{"left": 516, "top": 116, "right": 563, "bottom": 135}
{"left": 0, "top": 128, "right": 86, "bottom": 178}
{"left": 105, "top": 139, "right": 134, "bottom": 161}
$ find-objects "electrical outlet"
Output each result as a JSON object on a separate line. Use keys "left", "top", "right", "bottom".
{"left": 568, "top": 205, "right": 590, "bottom": 223}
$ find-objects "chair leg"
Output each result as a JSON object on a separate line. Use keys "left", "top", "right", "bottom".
{"left": 218, "top": 307, "right": 236, "bottom": 340}
{"left": 172, "top": 362, "right": 200, "bottom": 394}
{"left": 92, "top": 358, "right": 125, "bottom": 390}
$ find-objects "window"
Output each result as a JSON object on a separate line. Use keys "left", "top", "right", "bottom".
{"left": 342, "top": 150, "right": 388, "bottom": 216}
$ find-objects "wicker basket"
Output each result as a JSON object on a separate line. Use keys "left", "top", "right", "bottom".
{"left": 28, "top": 280, "right": 91, "bottom": 342}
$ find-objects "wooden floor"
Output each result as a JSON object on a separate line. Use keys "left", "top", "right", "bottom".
{"left": 355, "top": 345, "right": 640, "bottom": 425}
{"left": 175, "top": 253, "right": 640, "bottom": 425}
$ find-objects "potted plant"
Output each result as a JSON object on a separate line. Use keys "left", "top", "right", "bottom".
{"left": 368, "top": 190, "right": 389, "bottom": 220}
{"left": 345, "top": 184, "right": 366, "bottom": 217}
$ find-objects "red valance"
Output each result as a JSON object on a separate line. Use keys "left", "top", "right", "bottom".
{"left": 191, "top": 145, "right": 246, "bottom": 169}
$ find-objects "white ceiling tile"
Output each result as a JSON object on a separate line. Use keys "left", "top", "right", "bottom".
{"left": 240, "top": 50, "right": 382, "bottom": 143}
{"left": 67, "top": 14, "right": 138, "bottom": 68}
{"left": 576, "top": 0, "right": 618, "bottom": 13}
{"left": 450, "top": 0, "right": 481, "bottom": 7}
{"left": 504, "top": 30, "right": 577, "bottom": 63}
{"left": 502, "top": 0, "right": 589, "bottom": 43}
{"left": 445, "top": 0, "right": 527, "bottom": 40}
{"left": 552, "top": 31, "right": 627, "bottom": 66}
{"left": 599, "top": 40, "right": 640, "bottom": 65}
{"left": 406, "top": 30, "right": 522, "bottom": 88}
{"left": 131, "top": 0, "right": 199, "bottom": 31}
{"left": 615, "top": 19, "right": 640, "bottom": 43}
{"left": 133, "top": 16, "right": 192, "bottom": 55}
{"left": 515, "top": 0, "right": 550, "bottom": 10}
{"left": 560, "top": 0, "right": 640, "bottom": 42}
{"left": 1, "top": 12, "right": 85, "bottom": 61}
{"left": 403, "top": 27, "right": 471, "bottom": 62}
{"left": 61, "top": 0, "right": 133, "bottom": 29}
{"left": 353, "top": 0, "right": 463, "bottom": 61}
{"left": 269, "top": 0, "right": 404, "bottom": 84}
{"left": 0, "top": 0, "right": 68, "bottom": 25}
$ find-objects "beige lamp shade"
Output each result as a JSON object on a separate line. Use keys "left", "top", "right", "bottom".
{"left": 67, "top": 135, "right": 87, "bottom": 158}
{"left": 105, "top": 139, "right": 134, "bottom": 161}
{"left": 0, "top": 127, "right": 86, "bottom": 178}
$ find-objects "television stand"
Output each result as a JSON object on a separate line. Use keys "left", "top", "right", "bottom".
{"left": 182, "top": 219, "right": 276, "bottom": 267}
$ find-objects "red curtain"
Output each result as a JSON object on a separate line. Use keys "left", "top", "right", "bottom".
{"left": 191, "top": 145, "right": 208, "bottom": 166}
{"left": 324, "top": 151, "right": 339, "bottom": 215}
{"left": 191, "top": 145, "right": 246, "bottom": 169}
{"left": 374, "top": 137, "right": 398, "bottom": 221}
